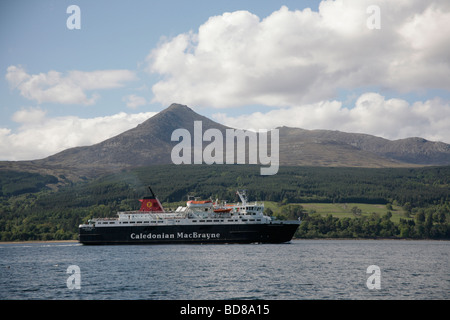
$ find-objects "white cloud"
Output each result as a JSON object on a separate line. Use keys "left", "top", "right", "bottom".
{"left": 122, "top": 94, "right": 147, "bottom": 109}
{"left": 0, "top": 109, "right": 157, "bottom": 161}
{"left": 11, "top": 107, "right": 47, "bottom": 124}
{"left": 6, "top": 65, "right": 137, "bottom": 105}
{"left": 146, "top": 1, "right": 450, "bottom": 108}
{"left": 212, "top": 93, "right": 450, "bottom": 143}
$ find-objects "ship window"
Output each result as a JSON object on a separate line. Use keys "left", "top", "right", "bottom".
{"left": 137, "top": 221, "right": 142, "bottom": 224}
{"left": 109, "top": 222, "right": 115, "bottom": 224}
{"left": 193, "top": 220, "right": 197, "bottom": 222}
{"left": 157, "top": 221, "right": 163, "bottom": 223}
{"left": 206, "top": 220, "right": 212, "bottom": 222}
{"left": 144, "top": 221, "right": 149, "bottom": 224}
{"left": 249, "top": 219, "right": 255, "bottom": 221}
{"left": 123, "top": 222, "right": 128, "bottom": 224}
{"left": 227, "top": 219, "right": 234, "bottom": 222}
{"left": 199, "top": 220, "right": 205, "bottom": 222}
{"left": 242, "top": 219, "right": 247, "bottom": 222}
{"left": 213, "top": 220, "right": 219, "bottom": 222}
{"left": 151, "top": 221, "right": 156, "bottom": 223}
{"left": 257, "top": 219, "right": 261, "bottom": 222}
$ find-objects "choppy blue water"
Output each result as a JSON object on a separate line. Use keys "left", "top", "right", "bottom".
{"left": 0, "top": 240, "right": 448, "bottom": 300}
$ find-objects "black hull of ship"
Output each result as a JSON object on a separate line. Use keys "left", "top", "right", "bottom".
{"left": 79, "top": 223, "right": 299, "bottom": 245}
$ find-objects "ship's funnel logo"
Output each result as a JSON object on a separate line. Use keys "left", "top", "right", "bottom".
{"left": 171, "top": 121, "right": 279, "bottom": 175}
{"left": 139, "top": 198, "right": 164, "bottom": 212}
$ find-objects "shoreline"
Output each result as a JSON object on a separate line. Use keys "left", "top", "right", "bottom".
{"left": 1, "top": 238, "right": 448, "bottom": 244}
{"left": 293, "top": 237, "right": 449, "bottom": 241}
{"left": 0, "top": 240, "right": 78, "bottom": 244}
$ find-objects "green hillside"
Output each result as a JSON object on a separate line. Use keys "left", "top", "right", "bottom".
{"left": 0, "top": 165, "right": 449, "bottom": 241}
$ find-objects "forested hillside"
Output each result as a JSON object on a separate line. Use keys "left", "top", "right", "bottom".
{"left": 1, "top": 165, "right": 449, "bottom": 241}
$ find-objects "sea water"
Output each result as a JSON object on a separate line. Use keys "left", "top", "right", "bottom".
{"left": 0, "top": 240, "right": 448, "bottom": 300}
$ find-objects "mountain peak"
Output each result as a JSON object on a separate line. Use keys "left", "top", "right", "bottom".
{"left": 145, "top": 103, "right": 230, "bottom": 132}
{"left": 37, "top": 103, "right": 229, "bottom": 168}
{"left": 139, "top": 102, "right": 198, "bottom": 126}
{"left": 154, "top": 103, "right": 195, "bottom": 117}
{"left": 167, "top": 103, "right": 191, "bottom": 111}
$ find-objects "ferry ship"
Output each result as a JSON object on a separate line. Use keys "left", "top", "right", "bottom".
{"left": 78, "top": 188, "right": 300, "bottom": 245}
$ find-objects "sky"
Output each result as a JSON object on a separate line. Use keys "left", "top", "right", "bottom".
{"left": 1, "top": 0, "right": 450, "bottom": 161}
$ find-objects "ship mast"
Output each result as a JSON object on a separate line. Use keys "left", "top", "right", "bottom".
{"left": 236, "top": 190, "right": 248, "bottom": 206}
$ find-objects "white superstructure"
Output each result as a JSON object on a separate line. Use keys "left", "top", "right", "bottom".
{"left": 81, "top": 190, "right": 289, "bottom": 228}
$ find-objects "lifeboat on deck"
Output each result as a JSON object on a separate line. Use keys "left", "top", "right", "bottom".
{"left": 187, "top": 199, "right": 213, "bottom": 209}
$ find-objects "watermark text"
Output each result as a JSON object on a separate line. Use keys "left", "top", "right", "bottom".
{"left": 171, "top": 121, "right": 279, "bottom": 175}
{"left": 66, "top": 5, "right": 81, "bottom": 30}
{"left": 366, "top": 265, "right": 381, "bottom": 289}
{"left": 366, "top": 5, "right": 381, "bottom": 30}
{"left": 66, "top": 265, "right": 81, "bottom": 290}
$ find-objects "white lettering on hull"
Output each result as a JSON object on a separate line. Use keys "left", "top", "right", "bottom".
{"left": 130, "top": 232, "right": 221, "bottom": 240}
